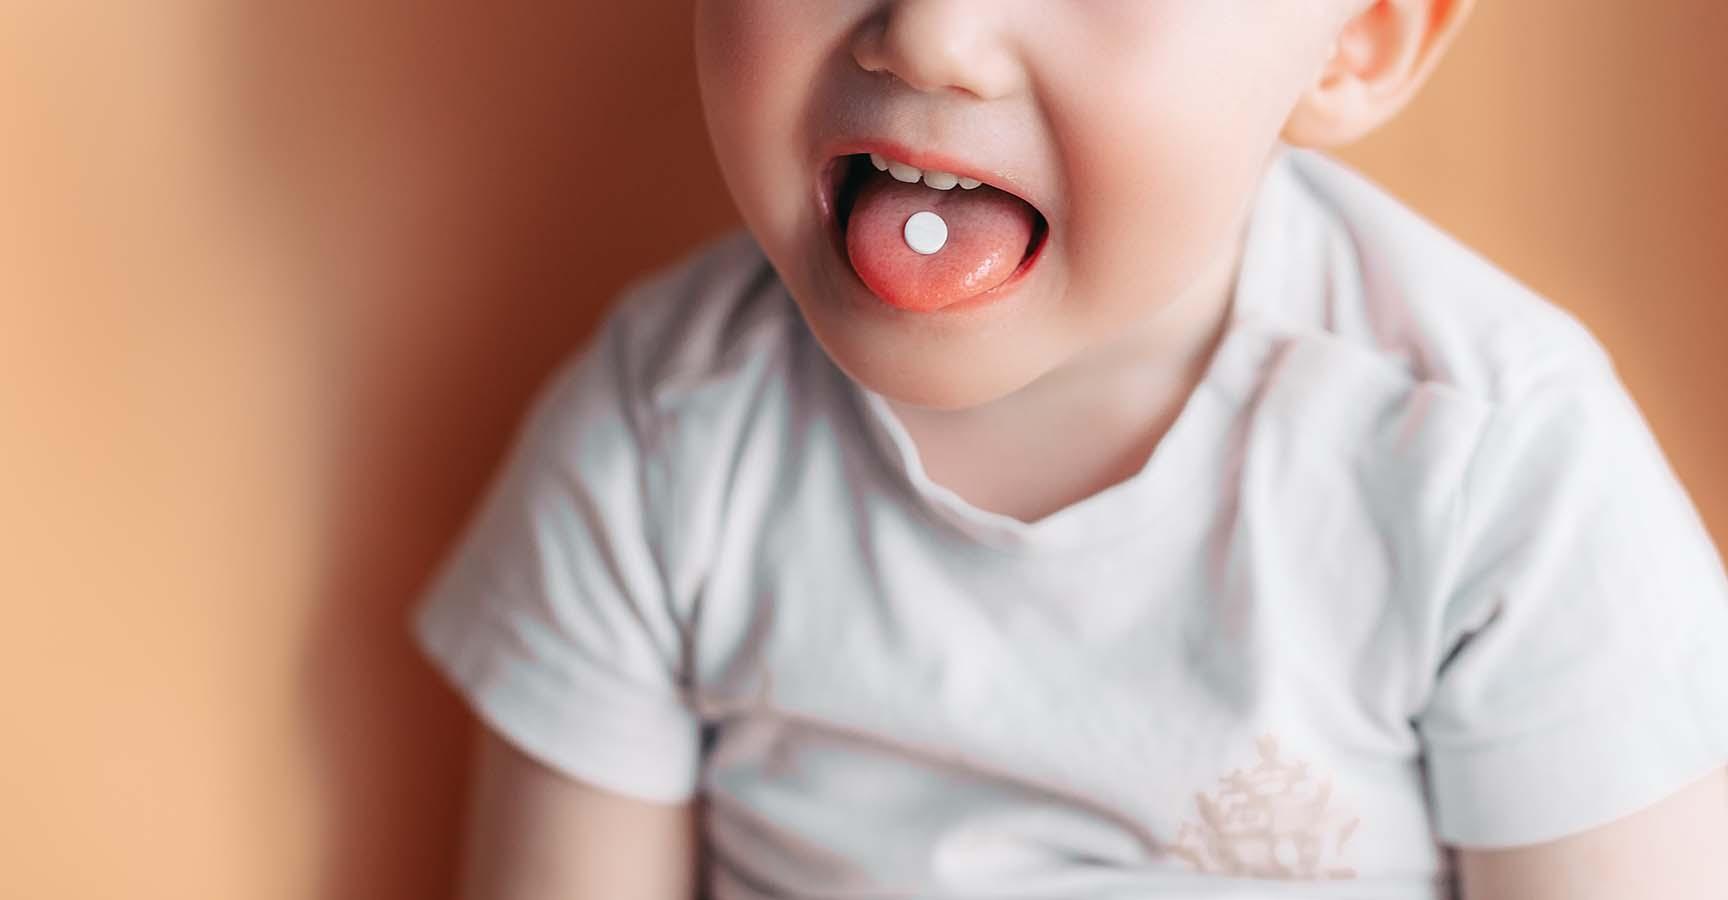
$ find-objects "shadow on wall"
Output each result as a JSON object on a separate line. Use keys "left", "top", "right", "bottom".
{"left": 243, "top": 2, "right": 737, "bottom": 897}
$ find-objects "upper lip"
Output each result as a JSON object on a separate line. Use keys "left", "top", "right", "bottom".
{"left": 816, "top": 136, "right": 1048, "bottom": 216}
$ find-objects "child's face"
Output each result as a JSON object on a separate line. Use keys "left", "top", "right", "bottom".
{"left": 695, "top": 1, "right": 1354, "bottom": 410}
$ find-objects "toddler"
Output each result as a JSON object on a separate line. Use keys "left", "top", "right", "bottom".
{"left": 411, "top": 1, "right": 1728, "bottom": 897}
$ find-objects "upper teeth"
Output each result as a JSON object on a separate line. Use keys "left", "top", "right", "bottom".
{"left": 870, "top": 153, "right": 982, "bottom": 191}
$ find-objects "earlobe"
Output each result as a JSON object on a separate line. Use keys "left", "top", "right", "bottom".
{"left": 1281, "top": 0, "right": 1476, "bottom": 149}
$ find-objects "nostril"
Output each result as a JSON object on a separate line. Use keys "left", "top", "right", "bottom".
{"left": 848, "top": 18, "right": 891, "bottom": 76}
{"left": 848, "top": 5, "right": 1021, "bottom": 100}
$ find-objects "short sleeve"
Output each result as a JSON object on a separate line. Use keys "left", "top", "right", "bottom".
{"left": 410, "top": 315, "right": 702, "bottom": 804}
{"left": 1417, "top": 352, "right": 1728, "bottom": 848}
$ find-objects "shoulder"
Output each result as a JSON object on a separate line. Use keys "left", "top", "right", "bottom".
{"left": 1277, "top": 156, "right": 1684, "bottom": 501}
{"left": 527, "top": 228, "right": 810, "bottom": 465}
{"left": 1274, "top": 149, "right": 1613, "bottom": 405}
{"left": 578, "top": 229, "right": 802, "bottom": 415}
{"left": 1263, "top": 152, "right": 1707, "bottom": 559}
{"left": 1228, "top": 152, "right": 1704, "bottom": 623}
{"left": 523, "top": 230, "right": 826, "bottom": 592}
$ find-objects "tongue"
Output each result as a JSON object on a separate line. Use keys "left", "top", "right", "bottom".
{"left": 845, "top": 169, "right": 1037, "bottom": 312}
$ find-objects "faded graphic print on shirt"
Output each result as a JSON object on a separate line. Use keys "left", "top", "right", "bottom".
{"left": 1172, "top": 734, "right": 1361, "bottom": 880}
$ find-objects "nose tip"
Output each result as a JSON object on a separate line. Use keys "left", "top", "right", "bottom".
{"left": 850, "top": 1, "right": 1023, "bottom": 100}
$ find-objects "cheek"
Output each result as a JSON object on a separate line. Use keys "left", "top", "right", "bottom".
{"left": 1046, "top": 38, "right": 1303, "bottom": 299}
{"left": 695, "top": 3, "right": 779, "bottom": 153}
{"left": 694, "top": 2, "right": 825, "bottom": 239}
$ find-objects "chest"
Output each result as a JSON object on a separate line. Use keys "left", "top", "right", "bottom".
{"left": 687, "top": 536, "right": 1444, "bottom": 889}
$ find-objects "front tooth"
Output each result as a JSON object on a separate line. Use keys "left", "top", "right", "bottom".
{"left": 869, "top": 153, "right": 889, "bottom": 172}
{"left": 887, "top": 161, "right": 923, "bottom": 184}
{"left": 957, "top": 177, "right": 982, "bottom": 190}
{"left": 923, "top": 171, "right": 959, "bottom": 190}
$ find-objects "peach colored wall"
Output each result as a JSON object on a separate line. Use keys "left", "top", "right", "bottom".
{"left": 2, "top": 2, "right": 1721, "bottom": 897}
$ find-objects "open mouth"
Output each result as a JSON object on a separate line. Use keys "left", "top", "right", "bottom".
{"left": 821, "top": 153, "right": 1050, "bottom": 312}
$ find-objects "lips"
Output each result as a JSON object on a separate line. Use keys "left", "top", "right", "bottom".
{"left": 818, "top": 145, "right": 1050, "bottom": 312}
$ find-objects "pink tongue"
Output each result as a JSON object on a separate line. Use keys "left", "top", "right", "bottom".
{"left": 845, "top": 169, "right": 1037, "bottom": 312}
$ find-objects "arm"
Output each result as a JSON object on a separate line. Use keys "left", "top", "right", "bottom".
{"left": 1456, "top": 765, "right": 1728, "bottom": 900}
{"left": 456, "top": 725, "right": 701, "bottom": 900}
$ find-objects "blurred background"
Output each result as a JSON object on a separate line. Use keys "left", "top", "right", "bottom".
{"left": 1, "top": 2, "right": 1723, "bottom": 897}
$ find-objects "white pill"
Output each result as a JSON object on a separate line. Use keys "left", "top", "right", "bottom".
{"left": 904, "top": 211, "right": 948, "bottom": 256}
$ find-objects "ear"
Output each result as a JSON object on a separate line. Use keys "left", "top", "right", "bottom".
{"left": 1282, "top": 0, "right": 1477, "bottom": 148}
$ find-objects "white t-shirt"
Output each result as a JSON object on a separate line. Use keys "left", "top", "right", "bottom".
{"left": 411, "top": 148, "right": 1728, "bottom": 898}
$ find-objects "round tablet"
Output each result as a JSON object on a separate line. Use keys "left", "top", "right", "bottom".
{"left": 903, "top": 211, "right": 948, "bottom": 256}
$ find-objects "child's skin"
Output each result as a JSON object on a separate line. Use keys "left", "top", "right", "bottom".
{"left": 451, "top": 1, "right": 1728, "bottom": 897}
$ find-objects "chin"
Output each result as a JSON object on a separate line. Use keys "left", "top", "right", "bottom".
{"left": 816, "top": 330, "right": 1050, "bottom": 413}
{"left": 863, "top": 376, "right": 1014, "bottom": 413}
{"left": 767, "top": 251, "right": 1048, "bottom": 416}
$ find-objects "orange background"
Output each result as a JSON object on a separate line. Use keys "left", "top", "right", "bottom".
{"left": 2, "top": 2, "right": 1723, "bottom": 897}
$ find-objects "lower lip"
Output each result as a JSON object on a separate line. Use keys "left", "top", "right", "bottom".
{"left": 816, "top": 156, "right": 1050, "bottom": 317}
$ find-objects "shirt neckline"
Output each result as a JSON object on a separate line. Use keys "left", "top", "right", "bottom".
{"left": 842, "top": 150, "right": 1306, "bottom": 555}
